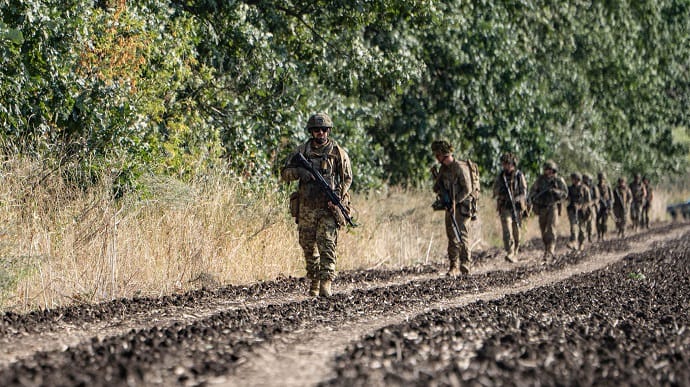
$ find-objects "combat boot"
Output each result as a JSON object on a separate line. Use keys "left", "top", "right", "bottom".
{"left": 446, "top": 261, "right": 460, "bottom": 277}
{"left": 504, "top": 251, "right": 517, "bottom": 263}
{"left": 309, "top": 279, "right": 320, "bottom": 297}
{"left": 460, "top": 263, "right": 471, "bottom": 275}
{"left": 319, "top": 279, "right": 332, "bottom": 297}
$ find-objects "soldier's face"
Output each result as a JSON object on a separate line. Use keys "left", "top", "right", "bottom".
{"left": 502, "top": 162, "right": 514, "bottom": 173}
{"left": 544, "top": 168, "right": 554, "bottom": 177}
{"left": 311, "top": 127, "right": 329, "bottom": 144}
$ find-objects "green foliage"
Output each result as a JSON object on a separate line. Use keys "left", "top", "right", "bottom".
{"left": 0, "top": 0, "right": 688, "bottom": 192}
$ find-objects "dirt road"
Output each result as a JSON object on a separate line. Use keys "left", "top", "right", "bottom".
{"left": 1, "top": 222, "right": 688, "bottom": 386}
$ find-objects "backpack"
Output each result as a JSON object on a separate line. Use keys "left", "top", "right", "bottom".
{"left": 463, "top": 159, "right": 481, "bottom": 219}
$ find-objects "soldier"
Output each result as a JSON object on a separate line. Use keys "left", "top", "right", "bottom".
{"left": 596, "top": 172, "right": 614, "bottom": 241}
{"left": 528, "top": 160, "right": 568, "bottom": 260}
{"left": 641, "top": 176, "right": 654, "bottom": 228}
{"left": 613, "top": 177, "right": 632, "bottom": 238}
{"left": 492, "top": 153, "right": 527, "bottom": 263}
{"left": 281, "top": 113, "right": 352, "bottom": 297}
{"left": 431, "top": 140, "right": 474, "bottom": 276}
{"left": 629, "top": 173, "right": 647, "bottom": 231}
{"left": 582, "top": 174, "right": 599, "bottom": 243}
{"left": 566, "top": 172, "right": 592, "bottom": 250}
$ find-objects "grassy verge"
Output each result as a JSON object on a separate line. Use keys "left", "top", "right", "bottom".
{"left": 0, "top": 158, "right": 686, "bottom": 312}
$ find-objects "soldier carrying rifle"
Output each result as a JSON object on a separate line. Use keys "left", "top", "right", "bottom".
{"left": 281, "top": 113, "right": 353, "bottom": 297}
{"left": 596, "top": 172, "right": 614, "bottom": 241}
{"left": 431, "top": 140, "right": 478, "bottom": 276}
{"left": 492, "top": 153, "right": 527, "bottom": 263}
{"left": 528, "top": 160, "right": 568, "bottom": 261}
{"left": 566, "top": 172, "right": 592, "bottom": 251}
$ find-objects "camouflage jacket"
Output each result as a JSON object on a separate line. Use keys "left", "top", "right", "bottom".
{"left": 567, "top": 183, "right": 592, "bottom": 212}
{"left": 492, "top": 169, "right": 527, "bottom": 212}
{"left": 433, "top": 159, "right": 472, "bottom": 214}
{"left": 528, "top": 174, "right": 568, "bottom": 209}
{"left": 586, "top": 183, "right": 600, "bottom": 209}
{"left": 281, "top": 139, "right": 352, "bottom": 210}
{"left": 613, "top": 184, "right": 632, "bottom": 212}
{"left": 597, "top": 180, "right": 613, "bottom": 209}
{"left": 644, "top": 183, "right": 654, "bottom": 203}
{"left": 629, "top": 181, "right": 647, "bottom": 204}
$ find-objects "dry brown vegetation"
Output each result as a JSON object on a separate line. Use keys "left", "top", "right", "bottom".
{"left": 0, "top": 158, "right": 683, "bottom": 312}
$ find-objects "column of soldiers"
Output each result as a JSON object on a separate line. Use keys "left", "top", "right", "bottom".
{"left": 494, "top": 156, "right": 654, "bottom": 260}
{"left": 281, "top": 119, "right": 656, "bottom": 296}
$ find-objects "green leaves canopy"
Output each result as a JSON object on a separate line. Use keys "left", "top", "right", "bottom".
{"left": 1, "top": 0, "right": 688, "bottom": 190}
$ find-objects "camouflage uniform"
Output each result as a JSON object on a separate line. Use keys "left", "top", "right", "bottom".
{"left": 281, "top": 113, "right": 352, "bottom": 296}
{"left": 641, "top": 177, "right": 653, "bottom": 228}
{"left": 629, "top": 174, "right": 647, "bottom": 231}
{"left": 582, "top": 174, "right": 599, "bottom": 243}
{"left": 528, "top": 161, "right": 568, "bottom": 259}
{"left": 432, "top": 140, "right": 474, "bottom": 275}
{"left": 566, "top": 173, "right": 592, "bottom": 250}
{"left": 492, "top": 153, "right": 527, "bottom": 262}
{"left": 613, "top": 178, "right": 632, "bottom": 238}
{"left": 596, "top": 172, "right": 614, "bottom": 241}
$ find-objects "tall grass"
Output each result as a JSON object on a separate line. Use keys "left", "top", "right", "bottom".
{"left": 0, "top": 157, "right": 685, "bottom": 312}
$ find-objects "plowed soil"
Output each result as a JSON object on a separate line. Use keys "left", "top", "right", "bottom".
{"left": 1, "top": 222, "right": 688, "bottom": 386}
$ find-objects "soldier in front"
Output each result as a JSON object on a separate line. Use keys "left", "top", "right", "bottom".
{"left": 281, "top": 113, "right": 352, "bottom": 297}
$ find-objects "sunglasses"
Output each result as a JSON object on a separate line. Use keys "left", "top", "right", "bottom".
{"left": 310, "top": 127, "right": 329, "bottom": 133}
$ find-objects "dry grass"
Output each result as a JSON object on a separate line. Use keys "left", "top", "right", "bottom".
{"left": 0, "top": 158, "right": 685, "bottom": 312}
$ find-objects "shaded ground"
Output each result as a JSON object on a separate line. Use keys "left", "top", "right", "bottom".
{"left": 0, "top": 222, "right": 687, "bottom": 386}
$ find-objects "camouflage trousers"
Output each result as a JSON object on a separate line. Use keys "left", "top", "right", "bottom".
{"left": 613, "top": 208, "right": 628, "bottom": 237}
{"left": 567, "top": 209, "right": 586, "bottom": 246}
{"left": 631, "top": 201, "right": 643, "bottom": 229}
{"left": 596, "top": 207, "right": 610, "bottom": 239}
{"left": 499, "top": 208, "right": 520, "bottom": 254}
{"left": 641, "top": 204, "right": 651, "bottom": 228}
{"left": 445, "top": 210, "right": 471, "bottom": 265}
{"left": 536, "top": 205, "right": 558, "bottom": 255}
{"left": 298, "top": 207, "right": 339, "bottom": 281}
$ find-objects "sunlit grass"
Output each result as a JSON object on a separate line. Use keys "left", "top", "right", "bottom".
{"left": 0, "top": 157, "right": 685, "bottom": 312}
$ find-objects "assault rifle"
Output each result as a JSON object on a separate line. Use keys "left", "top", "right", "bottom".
{"left": 292, "top": 153, "right": 357, "bottom": 228}
{"left": 431, "top": 166, "right": 462, "bottom": 242}
{"left": 503, "top": 173, "right": 521, "bottom": 227}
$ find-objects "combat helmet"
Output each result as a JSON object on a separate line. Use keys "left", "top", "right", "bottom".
{"left": 570, "top": 172, "right": 582, "bottom": 181}
{"left": 306, "top": 113, "right": 333, "bottom": 129}
{"left": 543, "top": 160, "right": 558, "bottom": 172}
{"left": 431, "top": 140, "right": 454, "bottom": 155}
{"left": 582, "top": 173, "right": 592, "bottom": 183}
{"left": 500, "top": 152, "right": 518, "bottom": 166}
{"left": 597, "top": 171, "right": 606, "bottom": 180}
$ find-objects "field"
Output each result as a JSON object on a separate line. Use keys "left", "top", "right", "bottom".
{"left": 0, "top": 221, "right": 688, "bottom": 386}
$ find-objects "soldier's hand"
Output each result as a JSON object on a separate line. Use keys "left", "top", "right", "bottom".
{"left": 297, "top": 168, "right": 314, "bottom": 182}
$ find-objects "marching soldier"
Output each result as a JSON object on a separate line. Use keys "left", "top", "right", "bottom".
{"left": 431, "top": 140, "right": 475, "bottom": 276}
{"left": 641, "top": 176, "right": 654, "bottom": 228}
{"left": 566, "top": 172, "right": 592, "bottom": 251}
{"left": 596, "top": 172, "right": 614, "bottom": 241}
{"left": 528, "top": 161, "right": 568, "bottom": 260}
{"left": 582, "top": 174, "right": 599, "bottom": 243}
{"left": 281, "top": 113, "right": 353, "bottom": 297}
{"left": 492, "top": 153, "right": 527, "bottom": 263}
{"left": 613, "top": 177, "right": 632, "bottom": 238}
{"left": 629, "top": 173, "right": 647, "bottom": 231}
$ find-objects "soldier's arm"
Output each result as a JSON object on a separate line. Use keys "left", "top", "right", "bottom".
{"left": 515, "top": 171, "right": 528, "bottom": 203}
{"left": 281, "top": 151, "right": 300, "bottom": 182}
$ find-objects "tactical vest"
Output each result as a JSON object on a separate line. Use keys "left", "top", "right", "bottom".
{"left": 296, "top": 140, "right": 347, "bottom": 208}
